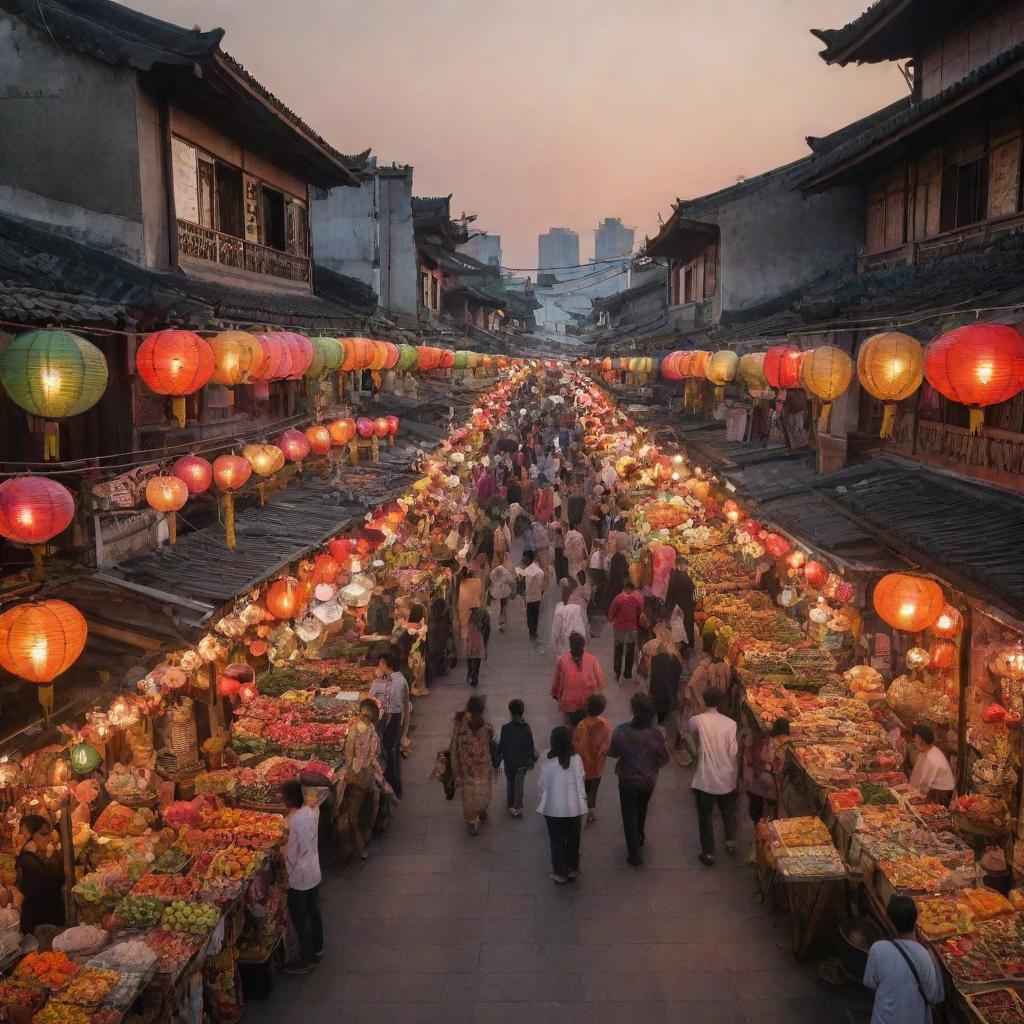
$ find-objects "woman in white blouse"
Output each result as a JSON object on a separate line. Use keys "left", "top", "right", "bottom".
{"left": 550, "top": 581, "right": 588, "bottom": 655}
{"left": 537, "top": 726, "right": 588, "bottom": 884}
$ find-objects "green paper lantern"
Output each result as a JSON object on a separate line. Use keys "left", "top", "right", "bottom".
{"left": 453, "top": 351, "right": 469, "bottom": 370}
{"left": 0, "top": 330, "right": 108, "bottom": 418}
{"left": 70, "top": 741, "right": 101, "bottom": 774}
{"left": 306, "top": 337, "right": 342, "bottom": 379}
{"left": 396, "top": 344, "right": 418, "bottom": 373}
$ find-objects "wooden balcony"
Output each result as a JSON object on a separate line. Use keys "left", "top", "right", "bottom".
{"left": 858, "top": 212, "right": 1024, "bottom": 273}
{"left": 177, "top": 219, "right": 311, "bottom": 285}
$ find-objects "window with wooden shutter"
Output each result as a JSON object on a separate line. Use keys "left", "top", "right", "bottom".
{"left": 285, "top": 198, "right": 308, "bottom": 257}
{"left": 911, "top": 148, "right": 942, "bottom": 239}
{"left": 865, "top": 178, "right": 887, "bottom": 252}
{"left": 704, "top": 241, "right": 717, "bottom": 298}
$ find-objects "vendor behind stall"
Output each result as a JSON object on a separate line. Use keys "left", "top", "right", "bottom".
{"left": 908, "top": 724, "right": 955, "bottom": 806}
{"left": 15, "top": 814, "right": 65, "bottom": 935}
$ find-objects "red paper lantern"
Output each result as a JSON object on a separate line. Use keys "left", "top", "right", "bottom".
{"left": 135, "top": 330, "right": 215, "bottom": 426}
{"left": 277, "top": 428, "right": 311, "bottom": 464}
{"left": 356, "top": 417, "right": 375, "bottom": 439}
{"left": 385, "top": 415, "right": 400, "bottom": 437}
{"left": 329, "top": 537, "right": 353, "bottom": 566}
{"left": 145, "top": 476, "right": 187, "bottom": 513}
{"left": 763, "top": 345, "right": 804, "bottom": 389}
{"left": 252, "top": 334, "right": 290, "bottom": 382}
{"left": 265, "top": 576, "right": 304, "bottom": 620}
{"left": 763, "top": 533, "right": 790, "bottom": 558}
{"left": 804, "top": 560, "right": 828, "bottom": 588}
{"left": 171, "top": 455, "right": 213, "bottom": 495}
{"left": 328, "top": 418, "right": 356, "bottom": 446}
{"left": 928, "top": 639, "right": 957, "bottom": 671}
{"left": 312, "top": 554, "right": 340, "bottom": 585}
{"left": 212, "top": 455, "right": 252, "bottom": 491}
{"left": 416, "top": 347, "right": 434, "bottom": 372}
{"left": 929, "top": 604, "right": 964, "bottom": 639}
{"left": 873, "top": 573, "right": 945, "bottom": 633}
{"left": 0, "top": 477, "right": 74, "bottom": 545}
{"left": 440, "top": 349, "right": 456, "bottom": 369}
{"left": 373, "top": 417, "right": 390, "bottom": 439}
{"left": 304, "top": 425, "right": 332, "bottom": 456}
{"left": 279, "top": 333, "right": 314, "bottom": 380}
{"left": 924, "top": 324, "right": 1024, "bottom": 433}
{"left": 382, "top": 342, "right": 400, "bottom": 370}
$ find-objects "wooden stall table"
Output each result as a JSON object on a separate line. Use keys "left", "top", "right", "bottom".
{"left": 775, "top": 857, "right": 850, "bottom": 960}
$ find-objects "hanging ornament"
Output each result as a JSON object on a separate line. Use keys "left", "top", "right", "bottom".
{"left": 705, "top": 351, "right": 739, "bottom": 403}
{"left": 763, "top": 345, "right": 804, "bottom": 389}
{"left": 208, "top": 331, "right": 264, "bottom": 388}
{"left": 0, "top": 476, "right": 75, "bottom": 580}
{"left": 873, "top": 573, "right": 945, "bottom": 633}
{"left": 171, "top": 455, "right": 213, "bottom": 495}
{"left": 277, "top": 429, "right": 311, "bottom": 466}
{"left": 145, "top": 475, "right": 188, "bottom": 545}
{"left": 801, "top": 345, "right": 853, "bottom": 431}
{"left": 857, "top": 332, "right": 923, "bottom": 439}
{"left": 135, "top": 330, "right": 214, "bottom": 428}
{"left": 212, "top": 455, "right": 252, "bottom": 549}
{"left": 929, "top": 604, "right": 963, "bottom": 639}
{"left": 304, "top": 425, "right": 332, "bottom": 456}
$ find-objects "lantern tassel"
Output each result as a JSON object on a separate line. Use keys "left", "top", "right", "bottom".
{"left": 879, "top": 403, "right": 897, "bottom": 439}
{"left": 167, "top": 511, "right": 177, "bottom": 546}
{"left": 714, "top": 386, "right": 725, "bottom": 404}
{"left": 818, "top": 402, "right": 833, "bottom": 433}
{"left": 37, "top": 684, "right": 54, "bottom": 720}
{"left": 257, "top": 482, "right": 266, "bottom": 507}
{"left": 30, "top": 545, "right": 46, "bottom": 582}
{"left": 223, "top": 493, "right": 236, "bottom": 549}
{"left": 43, "top": 422, "right": 60, "bottom": 461}
{"left": 968, "top": 408, "right": 985, "bottom": 436}
{"left": 171, "top": 396, "right": 186, "bottom": 428}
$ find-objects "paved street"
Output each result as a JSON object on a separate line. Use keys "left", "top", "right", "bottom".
{"left": 247, "top": 584, "right": 868, "bottom": 1024}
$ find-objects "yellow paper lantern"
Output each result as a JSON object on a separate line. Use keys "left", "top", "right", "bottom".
{"left": 208, "top": 331, "right": 264, "bottom": 387}
{"left": 738, "top": 352, "right": 768, "bottom": 392}
{"left": 801, "top": 346, "right": 853, "bottom": 431}
{"left": 706, "top": 350, "right": 738, "bottom": 402}
{"left": 857, "top": 332, "right": 923, "bottom": 439}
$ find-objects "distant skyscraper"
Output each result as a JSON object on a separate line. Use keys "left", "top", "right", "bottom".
{"left": 594, "top": 218, "right": 635, "bottom": 262}
{"left": 459, "top": 232, "right": 502, "bottom": 269}
{"left": 538, "top": 228, "right": 580, "bottom": 271}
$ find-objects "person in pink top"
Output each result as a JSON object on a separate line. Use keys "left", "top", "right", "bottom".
{"left": 607, "top": 580, "right": 646, "bottom": 682}
{"left": 551, "top": 632, "right": 606, "bottom": 726}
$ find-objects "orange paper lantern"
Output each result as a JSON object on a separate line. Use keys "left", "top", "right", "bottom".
{"left": 312, "top": 554, "right": 340, "bottom": 585}
{"left": 329, "top": 418, "right": 356, "bottom": 445}
{"left": 135, "top": 330, "right": 215, "bottom": 426}
{"left": 208, "top": 331, "right": 264, "bottom": 386}
{"left": 171, "top": 455, "right": 213, "bottom": 495}
{"left": 305, "top": 425, "right": 332, "bottom": 456}
{"left": 212, "top": 454, "right": 251, "bottom": 549}
{"left": 873, "top": 573, "right": 945, "bottom": 633}
{"left": 373, "top": 417, "right": 390, "bottom": 439}
{"left": 242, "top": 444, "right": 285, "bottom": 478}
{"left": 252, "top": 334, "right": 290, "bottom": 382}
{"left": 804, "top": 560, "right": 828, "bottom": 588}
{"left": 145, "top": 475, "right": 188, "bottom": 544}
{"left": 385, "top": 415, "right": 400, "bottom": 436}
{"left": 265, "top": 576, "right": 305, "bottom": 620}
{"left": 928, "top": 639, "right": 957, "bottom": 671}
{"left": 0, "top": 599, "right": 87, "bottom": 684}
{"left": 929, "top": 604, "right": 964, "bottom": 639}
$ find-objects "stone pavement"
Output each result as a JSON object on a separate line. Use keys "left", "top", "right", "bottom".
{"left": 245, "top": 582, "right": 870, "bottom": 1024}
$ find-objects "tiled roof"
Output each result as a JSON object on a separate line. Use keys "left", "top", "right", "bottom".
{"left": 417, "top": 242, "right": 492, "bottom": 277}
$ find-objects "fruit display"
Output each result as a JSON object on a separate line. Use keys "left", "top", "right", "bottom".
{"left": 15, "top": 952, "right": 80, "bottom": 991}
{"left": 0, "top": 979, "right": 46, "bottom": 1017}
{"left": 55, "top": 968, "right": 120, "bottom": 1007}
{"left": 792, "top": 745, "right": 859, "bottom": 788}
{"left": 144, "top": 929, "right": 202, "bottom": 973}
{"left": 33, "top": 1005, "right": 92, "bottom": 1024}
{"left": 916, "top": 893, "right": 976, "bottom": 940}
{"left": 827, "top": 789, "right": 862, "bottom": 813}
{"left": 130, "top": 873, "right": 198, "bottom": 901}
{"left": 688, "top": 550, "right": 751, "bottom": 587}
{"left": 877, "top": 854, "right": 952, "bottom": 894}
{"left": 967, "top": 987, "right": 1024, "bottom": 1024}
{"left": 114, "top": 895, "right": 164, "bottom": 928}
{"left": 953, "top": 795, "right": 1012, "bottom": 833}
{"left": 960, "top": 888, "right": 1016, "bottom": 922}
{"left": 769, "top": 816, "right": 832, "bottom": 849}
{"left": 199, "top": 845, "right": 261, "bottom": 880}
{"left": 151, "top": 847, "right": 192, "bottom": 875}
{"left": 977, "top": 917, "right": 1024, "bottom": 977}
{"left": 162, "top": 900, "right": 220, "bottom": 936}
{"left": 936, "top": 935, "right": 1005, "bottom": 984}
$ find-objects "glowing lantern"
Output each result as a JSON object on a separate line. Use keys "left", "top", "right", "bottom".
{"left": 788, "top": 550, "right": 806, "bottom": 570}
{"left": 356, "top": 417, "right": 375, "bottom": 439}
{"left": 328, "top": 418, "right": 356, "bottom": 446}
{"left": 0, "top": 476, "right": 75, "bottom": 581}
{"left": 312, "top": 554, "right": 340, "bottom": 585}
{"left": 337, "top": 338, "right": 359, "bottom": 373}
{"left": 135, "top": 330, "right": 214, "bottom": 427}
{"left": 278, "top": 429, "right": 311, "bottom": 465}
{"left": 306, "top": 337, "right": 342, "bottom": 379}
{"left": 763, "top": 533, "right": 791, "bottom": 558}
{"left": 872, "top": 573, "right": 945, "bottom": 633}
{"left": 238, "top": 681, "right": 258, "bottom": 703}
{"left": 265, "top": 576, "right": 304, "bottom": 620}
{"left": 381, "top": 342, "right": 400, "bottom": 370}
{"left": 763, "top": 345, "right": 804, "bottom": 389}
{"left": 305, "top": 425, "right": 332, "bottom": 456}
{"left": 739, "top": 352, "right": 769, "bottom": 392}
{"left": 929, "top": 604, "right": 963, "bottom": 639}
{"left": 857, "top": 332, "right": 923, "bottom": 439}
{"left": 801, "top": 346, "right": 853, "bottom": 430}
{"left": 171, "top": 455, "right": 213, "bottom": 495}
{"left": 145, "top": 475, "right": 188, "bottom": 545}
{"left": 213, "top": 455, "right": 252, "bottom": 550}
{"left": 928, "top": 639, "right": 957, "bottom": 671}
{"left": 706, "top": 350, "right": 738, "bottom": 386}
{"left": 385, "top": 415, "right": 400, "bottom": 437}
{"left": 688, "top": 351, "right": 710, "bottom": 379}
{"left": 804, "top": 560, "right": 828, "bottom": 588}
{"left": 251, "top": 334, "right": 290, "bottom": 399}
{"left": 208, "top": 331, "right": 264, "bottom": 387}
{"left": 279, "top": 333, "right": 314, "bottom": 380}
{"left": 368, "top": 341, "right": 390, "bottom": 372}
{"left": 0, "top": 330, "right": 109, "bottom": 459}
{"left": 373, "top": 417, "right": 390, "bottom": 439}
{"left": 243, "top": 444, "right": 285, "bottom": 480}
{"left": 70, "top": 742, "right": 101, "bottom": 774}
{"left": 924, "top": 324, "right": 1024, "bottom": 435}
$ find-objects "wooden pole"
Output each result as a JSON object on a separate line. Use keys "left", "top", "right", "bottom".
{"left": 59, "top": 792, "right": 76, "bottom": 925}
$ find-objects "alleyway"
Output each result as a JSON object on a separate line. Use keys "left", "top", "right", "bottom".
{"left": 247, "top": 584, "right": 866, "bottom": 1024}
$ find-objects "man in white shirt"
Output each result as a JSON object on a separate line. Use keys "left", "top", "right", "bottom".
{"left": 369, "top": 652, "right": 409, "bottom": 798}
{"left": 908, "top": 723, "right": 955, "bottom": 806}
{"left": 687, "top": 688, "right": 739, "bottom": 866}
{"left": 864, "top": 895, "right": 943, "bottom": 1024}
{"left": 517, "top": 550, "right": 547, "bottom": 645}
{"left": 281, "top": 781, "right": 322, "bottom": 974}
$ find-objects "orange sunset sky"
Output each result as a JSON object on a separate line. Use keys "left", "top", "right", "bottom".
{"left": 132, "top": 0, "right": 904, "bottom": 270}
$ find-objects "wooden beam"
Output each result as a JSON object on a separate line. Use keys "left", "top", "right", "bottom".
{"left": 87, "top": 621, "right": 164, "bottom": 653}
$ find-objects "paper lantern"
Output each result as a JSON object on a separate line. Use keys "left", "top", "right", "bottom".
{"left": 928, "top": 639, "right": 957, "bottom": 671}
{"left": 441, "top": 349, "right": 456, "bottom": 369}
{"left": 306, "top": 337, "right": 342, "bottom": 379}
{"left": 278, "top": 429, "right": 311, "bottom": 465}
{"left": 906, "top": 647, "right": 931, "bottom": 670}
{"left": 356, "top": 417, "right": 375, "bottom": 439}
{"left": 135, "top": 330, "right": 214, "bottom": 427}
{"left": 304, "top": 425, "right": 332, "bottom": 456}
{"left": 242, "top": 444, "right": 285, "bottom": 480}
{"left": 252, "top": 334, "right": 290, "bottom": 383}
{"left": 385, "top": 415, "right": 400, "bottom": 437}
{"left": 688, "top": 351, "right": 710, "bottom": 380}
{"left": 381, "top": 342, "right": 400, "bottom": 371}
{"left": 801, "top": 346, "right": 853, "bottom": 430}
{"left": 924, "top": 324, "right": 1024, "bottom": 434}
{"left": 265, "top": 576, "right": 304, "bottom": 620}
{"left": 453, "top": 351, "right": 469, "bottom": 371}
{"left": 171, "top": 455, "right": 213, "bottom": 495}
{"left": 929, "top": 604, "right": 963, "bottom": 639}
{"left": 857, "top": 332, "right": 923, "bottom": 439}
{"left": 368, "top": 341, "right": 390, "bottom": 372}
{"left": 373, "top": 417, "right": 390, "bottom": 439}
{"left": 0, "top": 599, "right": 87, "bottom": 684}
{"left": 213, "top": 455, "right": 252, "bottom": 549}
{"left": 0, "top": 476, "right": 74, "bottom": 546}
{"left": 804, "top": 560, "right": 827, "bottom": 588}
{"left": 873, "top": 573, "right": 945, "bottom": 633}
{"left": 416, "top": 347, "right": 434, "bottom": 372}
{"left": 738, "top": 352, "right": 768, "bottom": 392}
{"left": 312, "top": 554, "right": 340, "bottom": 585}
{"left": 763, "top": 345, "right": 804, "bottom": 389}
{"left": 0, "top": 330, "right": 109, "bottom": 457}
{"left": 208, "top": 331, "right": 264, "bottom": 387}
{"left": 145, "top": 475, "right": 188, "bottom": 545}
{"left": 763, "top": 533, "right": 790, "bottom": 558}
{"left": 397, "top": 345, "right": 418, "bottom": 372}
{"left": 278, "top": 333, "right": 314, "bottom": 380}
{"left": 706, "top": 350, "right": 739, "bottom": 386}
{"left": 328, "top": 418, "right": 356, "bottom": 446}
{"left": 70, "top": 742, "right": 101, "bottom": 775}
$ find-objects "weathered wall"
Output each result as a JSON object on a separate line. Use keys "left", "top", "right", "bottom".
{"left": 715, "top": 183, "right": 864, "bottom": 313}
{"left": 0, "top": 13, "right": 145, "bottom": 259}
{"left": 377, "top": 171, "right": 417, "bottom": 315}
{"left": 135, "top": 85, "right": 170, "bottom": 270}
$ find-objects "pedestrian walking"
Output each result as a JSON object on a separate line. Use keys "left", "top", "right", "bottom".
{"left": 465, "top": 606, "right": 489, "bottom": 687}
{"left": 488, "top": 556, "right": 516, "bottom": 633}
{"left": 369, "top": 651, "right": 409, "bottom": 799}
{"left": 280, "top": 781, "right": 323, "bottom": 974}
{"left": 450, "top": 695, "right": 495, "bottom": 835}
{"left": 742, "top": 717, "right": 790, "bottom": 827}
{"left": 688, "top": 688, "right": 739, "bottom": 865}
{"left": 550, "top": 580, "right": 587, "bottom": 655}
{"left": 607, "top": 692, "right": 670, "bottom": 867}
{"left": 573, "top": 692, "right": 612, "bottom": 825}
{"left": 551, "top": 632, "right": 606, "bottom": 726}
{"left": 517, "top": 549, "right": 546, "bottom": 644}
{"left": 493, "top": 699, "right": 537, "bottom": 817}
{"left": 607, "top": 579, "right": 645, "bottom": 682}
{"left": 537, "top": 726, "right": 587, "bottom": 885}
{"left": 456, "top": 564, "right": 484, "bottom": 647}
{"left": 339, "top": 698, "right": 383, "bottom": 861}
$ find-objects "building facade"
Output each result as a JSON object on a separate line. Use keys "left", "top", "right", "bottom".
{"left": 538, "top": 227, "right": 580, "bottom": 271}
{"left": 458, "top": 232, "right": 502, "bottom": 270}
{"left": 594, "top": 217, "right": 635, "bottom": 261}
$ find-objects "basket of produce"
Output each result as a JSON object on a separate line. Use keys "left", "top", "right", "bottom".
{"left": 130, "top": 874, "right": 198, "bottom": 902}
{"left": 53, "top": 968, "right": 120, "bottom": 1007}
{"left": 162, "top": 900, "right": 220, "bottom": 937}
{"left": 113, "top": 895, "right": 165, "bottom": 930}
{"left": 151, "top": 847, "right": 192, "bottom": 876}
{"left": 14, "top": 951, "right": 80, "bottom": 992}
{"left": 967, "top": 987, "right": 1024, "bottom": 1023}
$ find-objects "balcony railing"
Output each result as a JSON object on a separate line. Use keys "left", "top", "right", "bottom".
{"left": 177, "top": 219, "right": 311, "bottom": 284}
{"left": 858, "top": 212, "right": 1024, "bottom": 273}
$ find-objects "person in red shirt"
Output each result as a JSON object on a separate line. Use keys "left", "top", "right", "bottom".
{"left": 607, "top": 580, "right": 645, "bottom": 682}
{"left": 551, "top": 632, "right": 607, "bottom": 726}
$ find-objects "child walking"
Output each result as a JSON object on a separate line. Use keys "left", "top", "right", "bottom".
{"left": 572, "top": 693, "right": 612, "bottom": 825}
{"left": 493, "top": 699, "right": 537, "bottom": 817}
{"left": 465, "top": 606, "right": 490, "bottom": 687}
